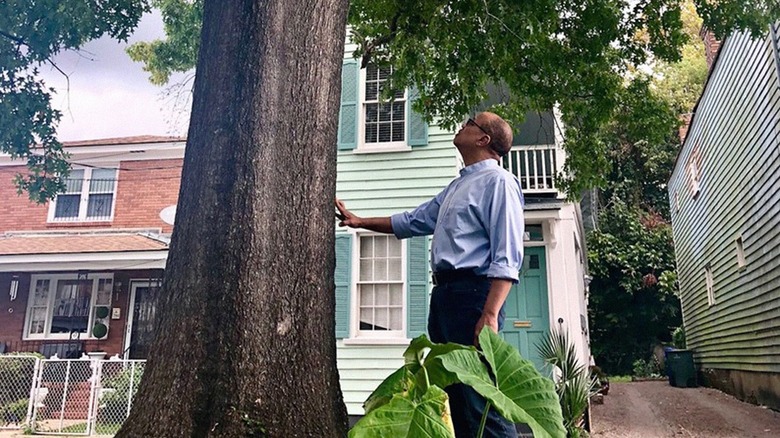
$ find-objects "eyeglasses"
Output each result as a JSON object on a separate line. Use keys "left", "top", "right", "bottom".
{"left": 465, "top": 118, "right": 490, "bottom": 136}
{"left": 465, "top": 116, "right": 508, "bottom": 157}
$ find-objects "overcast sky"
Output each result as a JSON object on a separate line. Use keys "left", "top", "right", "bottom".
{"left": 39, "top": 10, "right": 193, "bottom": 142}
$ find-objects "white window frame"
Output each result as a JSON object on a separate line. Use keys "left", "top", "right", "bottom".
{"left": 705, "top": 264, "right": 715, "bottom": 306}
{"left": 47, "top": 166, "right": 118, "bottom": 222}
{"left": 736, "top": 236, "right": 747, "bottom": 271}
{"left": 23, "top": 273, "right": 114, "bottom": 340}
{"left": 349, "top": 232, "right": 407, "bottom": 340}
{"left": 357, "top": 65, "right": 411, "bottom": 153}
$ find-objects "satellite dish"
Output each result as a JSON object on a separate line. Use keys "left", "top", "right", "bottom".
{"left": 159, "top": 205, "right": 177, "bottom": 225}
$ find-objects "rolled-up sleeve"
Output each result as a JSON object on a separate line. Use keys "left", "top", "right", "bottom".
{"left": 485, "top": 177, "right": 525, "bottom": 282}
{"left": 391, "top": 189, "right": 446, "bottom": 239}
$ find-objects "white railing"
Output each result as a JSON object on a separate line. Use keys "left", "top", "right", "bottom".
{"left": 501, "top": 144, "right": 563, "bottom": 194}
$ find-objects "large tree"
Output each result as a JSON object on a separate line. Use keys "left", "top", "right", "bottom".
{"left": 3, "top": 0, "right": 779, "bottom": 436}
{"left": 114, "top": 1, "right": 351, "bottom": 436}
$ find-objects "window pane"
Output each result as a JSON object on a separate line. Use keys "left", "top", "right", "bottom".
{"left": 87, "top": 194, "right": 113, "bottom": 218}
{"left": 378, "top": 66, "right": 391, "bottom": 80}
{"left": 365, "top": 83, "right": 378, "bottom": 101}
{"left": 51, "top": 280, "right": 92, "bottom": 334}
{"left": 389, "top": 308, "right": 403, "bottom": 330}
{"left": 34, "top": 280, "right": 50, "bottom": 306}
{"left": 29, "top": 308, "right": 47, "bottom": 335}
{"left": 64, "top": 170, "right": 85, "bottom": 193}
{"left": 374, "top": 259, "right": 388, "bottom": 281}
{"left": 378, "top": 124, "right": 392, "bottom": 142}
{"left": 89, "top": 169, "right": 116, "bottom": 193}
{"left": 376, "top": 284, "right": 389, "bottom": 306}
{"left": 374, "top": 307, "right": 389, "bottom": 331}
{"left": 360, "top": 258, "right": 373, "bottom": 281}
{"left": 392, "top": 102, "right": 405, "bottom": 120}
{"left": 54, "top": 194, "right": 81, "bottom": 218}
{"left": 365, "top": 124, "right": 378, "bottom": 143}
{"left": 378, "top": 103, "right": 392, "bottom": 122}
{"left": 359, "top": 308, "right": 375, "bottom": 330}
{"left": 365, "top": 103, "right": 378, "bottom": 122}
{"left": 393, "top": 88, "right": 404, "bottom": 99}
{"left": 392, "top": 123, "right": 405, "bottom": 142}
{"left": 360, "top": 285, "right": 374, "bottom": 306}
{"left": 96, "top": 279, "right": 112, "bottom": 305}
{"left": 361, "top": 236, "right": 374, "bottom": 257}
{"left": 366, "top": 64, "right": 378, "bottom": 81}
{"left": 388, "top": 258, "right": 402, "bottom": 280}
{"left": 389, "top": 284, "right": 403, "bottom": 305}
{"left": 374, "top": 237, "right": 387, "bottom": 257}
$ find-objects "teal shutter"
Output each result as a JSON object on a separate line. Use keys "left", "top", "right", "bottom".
{"left": 335, "top": 233, "right": 352, "bottom": 338}
{"left": 338, "top": 60, "right": 359, "bottom": 150}
{"left": 407, "top": 236, "right": 429, "bottom": 337}
{"left": 407, "top": 86, "right": 428, "bottom": 147}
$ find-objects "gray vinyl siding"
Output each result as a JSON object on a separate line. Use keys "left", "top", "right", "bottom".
{"left": 668, "top": 30, "right": 780, "bottom": 373}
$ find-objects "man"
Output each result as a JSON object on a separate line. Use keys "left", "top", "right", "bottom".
{"left": 336, "top": 111, "right": 524, "bottom": 437}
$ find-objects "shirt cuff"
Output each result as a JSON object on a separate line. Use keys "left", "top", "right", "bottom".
{"left": 390, "top": 213, "right": 413, "bottom": 239}
{"left": 486, "top": 262, "right": 520, "bottom": 283}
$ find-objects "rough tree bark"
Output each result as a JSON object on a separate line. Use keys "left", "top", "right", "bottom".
{"left": 115, "top": 1, "right": 350, "bottom": 436}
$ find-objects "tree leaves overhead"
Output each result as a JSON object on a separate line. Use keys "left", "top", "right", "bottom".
{"left": 0, "top": 0, "right": 149, "bottom": 202}
{"left": 3, "top": 0, "right": 776, "bottom": 200}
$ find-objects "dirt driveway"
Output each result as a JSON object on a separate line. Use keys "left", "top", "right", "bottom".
{"left": 591, "top": 381, "right": 780, "bottom": 437}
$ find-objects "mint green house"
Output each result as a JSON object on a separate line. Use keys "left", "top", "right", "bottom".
{"left": 334, "top": 43, "right": 593, "bottom": 416}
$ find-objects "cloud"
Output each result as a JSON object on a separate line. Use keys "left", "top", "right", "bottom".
{"left": 38, "top": 10, "right": 193, "bottom": 141}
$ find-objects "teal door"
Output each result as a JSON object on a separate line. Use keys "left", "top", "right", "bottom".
{"left": 502, "top": 246, "right": 550, "bottom": 372}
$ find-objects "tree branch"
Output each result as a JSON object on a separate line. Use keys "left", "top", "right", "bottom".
{"left": 360, "top": 11, "right": 401, "bottom": 68}
{"left": 0, "top": 29, "right": 25, "bottom": 45}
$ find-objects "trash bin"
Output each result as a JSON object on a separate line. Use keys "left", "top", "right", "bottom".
{"left": 666, "top": 349, "right": 697, "bottom": 388}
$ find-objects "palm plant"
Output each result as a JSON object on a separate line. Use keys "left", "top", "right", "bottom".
{"left": 537, "top": 329, "right": 598, "bottom": 438}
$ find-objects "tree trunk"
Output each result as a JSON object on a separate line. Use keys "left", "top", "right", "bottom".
{"left": 116, "top": 1, "right": 350, "bottom": 436}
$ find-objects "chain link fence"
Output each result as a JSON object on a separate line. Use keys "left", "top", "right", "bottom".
{"left": 0, "top": 354, "right": 145, "bottom": 436}
{"left": 0, "top": 354, "right": 38, "bottom": 430}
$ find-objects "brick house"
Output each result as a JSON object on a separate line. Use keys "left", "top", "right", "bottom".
{"left": 0, "top": 136, "right": 184, "bottom": 359}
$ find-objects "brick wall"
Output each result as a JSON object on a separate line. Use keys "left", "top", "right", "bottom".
{"left": 0, "top": 159, "right": 183, "bottom": 233}
{"left": 0, "top": 269, "right": 163, "bottom": 358}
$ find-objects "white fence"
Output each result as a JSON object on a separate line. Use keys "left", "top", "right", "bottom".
{"left": 0, "top": 354, "right": 145, "bottom": 436}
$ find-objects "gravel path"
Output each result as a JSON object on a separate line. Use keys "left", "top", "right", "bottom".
{"left": 591, "top": 381, "right": 780, "bottom": 437}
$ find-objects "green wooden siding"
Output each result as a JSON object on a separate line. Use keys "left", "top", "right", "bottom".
{"left": 668, "top": 30, "right": 780, "bottom": 373}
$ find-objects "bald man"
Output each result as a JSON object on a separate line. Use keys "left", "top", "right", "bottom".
{"left": 337, "top": 111, "right": 524, "bottom": 437}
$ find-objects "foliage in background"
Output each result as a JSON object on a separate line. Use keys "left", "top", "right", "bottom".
{"left": 123, "top": 0, "right": 778, "bottom": 198}
{"left": 350, "top": 328, "right": 564, "bottom": 438}
{"left": 537, "top": 329, "right": 597, "bottom": 438}
{"left": 588, "top": 200, "right": 681, "bottom": 375}
{"left": 672, "top": 326, "right": 687, "bottom": 349}
{"left": 0, "top": 0, "right": 149, "bottom": 202}
{"left": 586, "top": 1, "right": 709, "bottom": 375}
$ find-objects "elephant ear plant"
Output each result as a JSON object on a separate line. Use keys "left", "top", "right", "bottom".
{"left": 349, "top": 327, "right": 566, "bottom": 438}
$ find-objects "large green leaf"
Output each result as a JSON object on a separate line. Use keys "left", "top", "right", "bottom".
{"left": 364, "top": 366, "right": 418, "bottom": 414}
{"left": 439, "top": 328, "right": 566, "bottom": 438}
{"left": 403, "top": 335, "right": 470, "bottom": 391}
{"left": 349, "top": 386, "right": 455, "bottom": 438}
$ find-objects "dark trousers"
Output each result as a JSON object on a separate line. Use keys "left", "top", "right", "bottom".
{"left": 428, "top": 277, "right": 518, "bottom": 438}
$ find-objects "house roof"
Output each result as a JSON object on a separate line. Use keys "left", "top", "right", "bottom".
{"left": 0, "top": 232, "right": 169, "bottom": 256}
{"left": 61, "top": 136, "right": 186, "bottom": 147}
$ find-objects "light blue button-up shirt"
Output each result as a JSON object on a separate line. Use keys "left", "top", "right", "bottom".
{"left": 391, "top": 159, "right": 525, "bottom": 282}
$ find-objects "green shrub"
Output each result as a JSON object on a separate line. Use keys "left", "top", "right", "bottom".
{"left": 97, "top": 365, "right": 144, "bottom": 424}
{"left": 1, "top": 398, "right": 28, "bottom": 425}
{"left": 0, "top": 354, "right": 39, "bottom": 408}
{"left": 672, "top": 327, "right": 686, "bottom": 349}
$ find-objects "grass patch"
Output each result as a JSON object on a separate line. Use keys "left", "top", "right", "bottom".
{"left": 60, "top": 422, "right": 122, "bottom": 434}
{"left": 609, "top": 375, "right": 632, "bottom": 383}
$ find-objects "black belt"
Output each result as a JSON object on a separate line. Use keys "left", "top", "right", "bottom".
{"left": 432, "top": 269, "right": 487, "bottom": 286}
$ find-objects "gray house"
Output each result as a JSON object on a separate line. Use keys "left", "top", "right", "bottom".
{"left": 668, "top": 26, "right": 780, "bottom": 409}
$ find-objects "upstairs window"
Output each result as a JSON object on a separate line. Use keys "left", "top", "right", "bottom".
{"left": 49, "top": 168, "right": 117, "bottom": 222}
{"left": 361, "top": 65, "right": 407, "bottom": 150}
